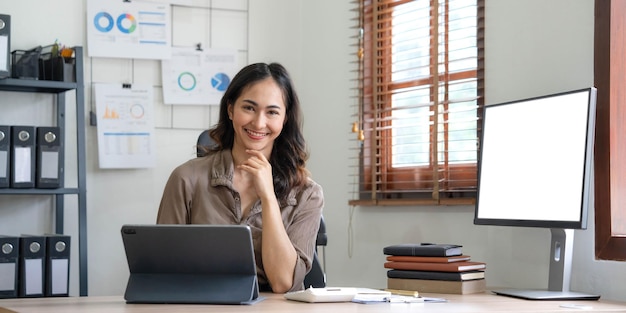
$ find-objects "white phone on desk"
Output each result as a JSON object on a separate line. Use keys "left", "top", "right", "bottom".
{"left": 284, "top": 287, "right": 358, "bottom": 303}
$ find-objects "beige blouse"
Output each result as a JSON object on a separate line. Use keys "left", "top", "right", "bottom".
{"left": 156, "top": 149, "right": 324, "bottom": 292}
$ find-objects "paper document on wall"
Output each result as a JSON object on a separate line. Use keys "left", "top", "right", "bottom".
{"left": 161, "top": 47, "right": 237, "bottom": 105}
{"left": 87, "top": 0, "right": 171, "bottom": 59}
{"left": 94, "top": 83, "right": 156, "bottom": 169}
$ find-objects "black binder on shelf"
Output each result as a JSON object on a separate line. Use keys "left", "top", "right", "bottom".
{"left": 10, "top": 126, "right": 35, "bottom": 188}
{"left": 36, "top": 127, "right": 62, "bottom": 189}
{"left": 0, "top": 235, "right": 19, "bottom": 298}
{"left": 44, "top": 234, "right": 70, "bottom": 297}
{"left": 0, "top": 125, "right": 9, "bottom": 188}
{"left": 18, "top": 235, "right": 46, "bottom": 297}
{"left": 0, "top": 14, "right": 9, "bottom": 79}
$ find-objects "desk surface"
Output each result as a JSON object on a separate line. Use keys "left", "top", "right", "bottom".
{"left": 1, "top": 292, "right": 625, "bottom": 313}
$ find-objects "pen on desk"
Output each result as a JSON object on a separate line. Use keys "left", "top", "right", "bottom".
{"left": 385, "top": 289, "right": 420, "bottom": 297}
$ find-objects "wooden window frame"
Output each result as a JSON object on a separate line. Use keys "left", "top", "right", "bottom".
{"left": 351, "top": 0, "right": 484, "bottom": 206}
{"left": 593, "top": 0, "right": 626, "bottom": 261}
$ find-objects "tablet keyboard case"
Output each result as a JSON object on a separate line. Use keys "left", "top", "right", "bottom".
{"left": 121, "top": 224, "right": 259, "bottom": 304}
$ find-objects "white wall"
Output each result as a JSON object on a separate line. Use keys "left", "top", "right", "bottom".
{"left": 1, "top": 0, "right": 625, "bottom": 302}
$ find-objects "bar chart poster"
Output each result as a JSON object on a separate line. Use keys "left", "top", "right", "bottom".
{"left": 161, "top": 47, "right": 237, "bottom": 105}
{"left": 87, "top": 0, "right": 171, "bottom": 59}
{"left": 94, "top": 83, "right": 156, "bottom": 169}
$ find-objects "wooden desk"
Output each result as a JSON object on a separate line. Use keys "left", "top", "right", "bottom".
{"left": 1, "top": 292, "right": 625, "bottom": 313}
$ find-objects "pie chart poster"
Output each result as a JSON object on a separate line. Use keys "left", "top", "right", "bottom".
{"left": 162, "top": 47, "right": 237, "bottom": 105}
{"left": 87, "top": 0, "right": 171, "bottom": 59}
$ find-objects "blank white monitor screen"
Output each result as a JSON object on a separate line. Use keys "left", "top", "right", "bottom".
{"left": 474, "top": 87, "right": 596, "bottom": 229}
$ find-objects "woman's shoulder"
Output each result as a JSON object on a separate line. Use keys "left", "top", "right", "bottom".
{"left": 292, "top": 177, "right": 324, "bottom": 203}
{"left": 174, "top": 155, "right": 210, "bottom": 170}
{"left": 172, "top": 149, "right": 232, "bottom": 177}
{"left": 292, "top": 177, "right": 324, "bottom": 213}
{"left": 305, "top": 177, "right": 323, "bottom": 193}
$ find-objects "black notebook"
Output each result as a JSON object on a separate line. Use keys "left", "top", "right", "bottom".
{"left": 383, "top": 243, "right": 462, "bottom": 257}
{"left": 387, "top": 269, "right": 485, "bottom": 281}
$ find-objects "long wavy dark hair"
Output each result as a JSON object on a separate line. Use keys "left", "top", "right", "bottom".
{"left": 208, "top": 62, "right": 309, "bottom": 201}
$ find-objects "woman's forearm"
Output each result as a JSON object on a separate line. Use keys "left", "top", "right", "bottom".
{"left": 260, "top": 195, "right": 297, "bottom": 293}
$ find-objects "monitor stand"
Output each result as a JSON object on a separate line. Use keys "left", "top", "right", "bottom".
{"left": 491, "top": 228, "right": 600, "bottom": 300}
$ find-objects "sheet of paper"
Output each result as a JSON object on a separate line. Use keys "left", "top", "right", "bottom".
{"left": 13, "top": 147, "right": 32, "bottom": 183}
{"left": 0, "top": 150, "right": 7, "bottom": 178}
{"left": 161, "top": 47, "right": 237, "bottom": 105}
{"left": 87, "top": 0, "right": 171, "bottom": 59}
{"left": 24, "top": 259, "right": 43, "bottom": 295}
{"left": 0, "top": 35, "right": 8, "bottom": 71}
{"left": 0, "top": 263, "right": 16, "bottom": 291}
{"left": 94, "top": 83, "right": 156, "bottom": 169}
{"left": 51, "top": 259, "right": 69, "bottom": 295}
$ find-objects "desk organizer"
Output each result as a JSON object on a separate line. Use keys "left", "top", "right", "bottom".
{"left": 39, "top": 55, "right": 75, "bottom": 82}
{"left": 38, "top": 45, "right": 76, "bottom": 82}
{"left": 11, "top": 46, "right": 42, "bottom": 79}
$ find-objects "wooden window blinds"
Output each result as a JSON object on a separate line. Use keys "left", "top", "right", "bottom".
{"left": 350, "top": 0, "right": 484, "bottom": 206}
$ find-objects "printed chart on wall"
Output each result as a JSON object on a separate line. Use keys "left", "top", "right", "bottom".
{"left": 94, "top": 83, "right": 156, "bottom": 169}
{"left": 161, "top": 47, "right": 237, "bottom": 105}
{"left": 87, "top": 0, "right": 171, "bottom": 59}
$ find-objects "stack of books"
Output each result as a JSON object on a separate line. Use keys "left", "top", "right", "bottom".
{"left": 383, "top": 243, "right": 486, "bottom": 295}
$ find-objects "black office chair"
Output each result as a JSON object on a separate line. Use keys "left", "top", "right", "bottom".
{"left": 304, "top": 216, "right": 327, "bottom": 288}
{"left": 197, "top": 130, "right": 327, "bottom": 288}
{"left": 196, "top": 129, "right": 218, "bottom": 157}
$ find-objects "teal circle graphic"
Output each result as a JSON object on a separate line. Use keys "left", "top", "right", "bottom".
{"left": 178, "top": 72, "right": 197, "bottom": 91}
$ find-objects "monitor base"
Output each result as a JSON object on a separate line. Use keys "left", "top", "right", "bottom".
{"left": 491, "top": 289, "right": 600, "bottom": 301}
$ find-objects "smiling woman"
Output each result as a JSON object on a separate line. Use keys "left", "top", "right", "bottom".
{"left": 156, "top": 63, "right": 324, "bottom": 294}
{"left": 228, "top": 77, "right": 286, "bottom": 159}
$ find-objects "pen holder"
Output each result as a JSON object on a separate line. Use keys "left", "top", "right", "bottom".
{"left": 39, "top": 43, "right": 76, "bottom": 82}
{"left": 39, "top": 55, "right": 75, "bottom": 82}
{"left": 11, "top": 47, "right": 41, "bottom": 80}
{"left": 39, "top": 44, "right": 76, "bottom": 82}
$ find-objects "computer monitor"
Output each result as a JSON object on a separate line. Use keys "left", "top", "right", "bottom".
{"left": 474, "top": 87, "right": 600, "bottom": 300}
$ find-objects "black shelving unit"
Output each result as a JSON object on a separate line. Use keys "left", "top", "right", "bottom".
{"left": 0, "top": 46, "right": 87, "bottom": 296}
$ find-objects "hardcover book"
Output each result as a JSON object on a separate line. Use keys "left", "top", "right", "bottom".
{"left": 385, "top": 255, "right": 471, "bottom": 263}
{"left": 383, "top": 243, "right": 462, "bottom": 257}
{"left": 387, "top": 269, "right": 485, "bottom": 281}
{"left": 383, "top": 261, "right": 486, "bottom": 272}
{"left": 387, "top": 277, "right": 486, "bottom": 295}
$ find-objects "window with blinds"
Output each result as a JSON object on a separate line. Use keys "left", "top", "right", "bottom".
{"left": 350, "top": 0, "right": 484, "bottom": 206}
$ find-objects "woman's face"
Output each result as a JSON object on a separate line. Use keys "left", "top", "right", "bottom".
{"left": 228, "top": 78, "right": 287, "bottom": 156}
